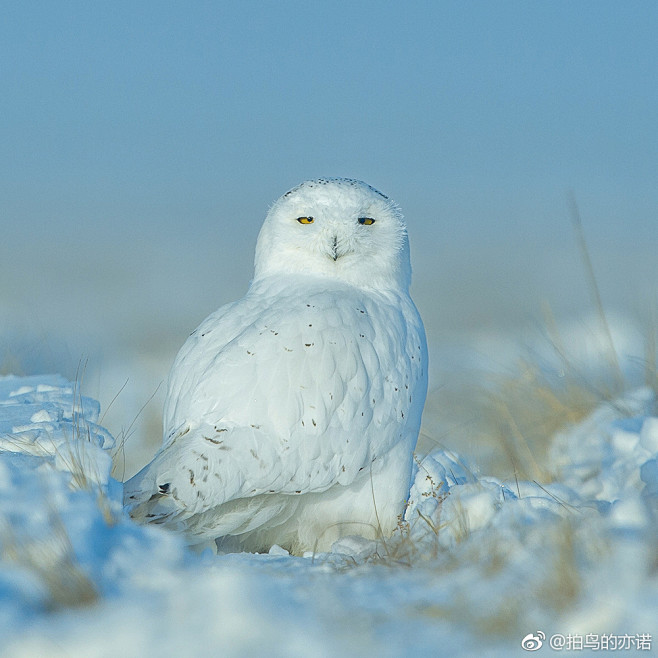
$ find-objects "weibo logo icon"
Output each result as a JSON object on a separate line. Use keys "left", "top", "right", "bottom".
{"left": 521, "top": 631, "right": 546, "bottom": 651}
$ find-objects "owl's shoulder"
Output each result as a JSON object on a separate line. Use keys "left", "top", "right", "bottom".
{"left": 177, "top": 276, "right": 422, "bottom": 363}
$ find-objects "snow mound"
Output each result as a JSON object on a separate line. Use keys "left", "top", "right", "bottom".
{"left": 1, "top": 375, "right": 657, "bottom": 657}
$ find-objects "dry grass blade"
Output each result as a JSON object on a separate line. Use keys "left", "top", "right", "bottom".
{"left": 110, "top": 381, "right": 162, "bottom": 483}
{"left": 568, "top": 192, "right": 625, "bottom": 391}
{"left": 645, "top": 304, "right": 658, "bottom": 392}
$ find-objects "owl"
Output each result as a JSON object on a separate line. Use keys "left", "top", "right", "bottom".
{"left": 123, "top": 178, "right": 427, "bottom": 555}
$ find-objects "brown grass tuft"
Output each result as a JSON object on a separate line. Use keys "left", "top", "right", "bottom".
{"left": 0, "top": 509, "right": 99, "bottom": 610}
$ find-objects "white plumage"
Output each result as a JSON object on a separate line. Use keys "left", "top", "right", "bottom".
{"left": 124, "top": 178, "right": 427, "bottom": 554}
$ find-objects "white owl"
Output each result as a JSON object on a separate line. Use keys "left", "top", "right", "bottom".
{"left": 124, "top": 178, "right": 427, "bottom": 554}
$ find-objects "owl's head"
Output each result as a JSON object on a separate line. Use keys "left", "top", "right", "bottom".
{"left": 254, "top": 179, "right": 412, "bottom": 292}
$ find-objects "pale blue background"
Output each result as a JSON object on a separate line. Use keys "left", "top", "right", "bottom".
{"left": 1, "top": 2, "right": 656, "bottom": 435}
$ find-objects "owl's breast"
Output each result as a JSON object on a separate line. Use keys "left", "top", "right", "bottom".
{"left": 164, "top": 280, "right": 426, "bottom": 479}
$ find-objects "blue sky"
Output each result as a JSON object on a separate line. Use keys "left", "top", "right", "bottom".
{"left": 1, "top": 1, "right": 656, "bottom": 360}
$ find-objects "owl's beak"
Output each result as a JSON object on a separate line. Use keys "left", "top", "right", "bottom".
{"left": 325, "top": 234, "right": 349, "bottom": 262}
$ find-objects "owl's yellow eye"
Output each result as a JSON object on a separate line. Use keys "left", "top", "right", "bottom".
{"left": 297, "top": 216, "right": 314, "bottom": 224}
{"left": 358, "top": 217, "right": 375, "bottom": 225}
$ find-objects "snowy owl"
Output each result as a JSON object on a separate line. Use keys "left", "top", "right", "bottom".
{"left": 124, "top": 178, "right": 427, "bottom": 554}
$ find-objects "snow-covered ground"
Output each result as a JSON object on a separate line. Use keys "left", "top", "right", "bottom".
{"left": 0, "top": 372, "right": 656, "bottom": 657}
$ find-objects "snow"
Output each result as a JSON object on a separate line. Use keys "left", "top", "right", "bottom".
{"left": 1, "top": 375, "right": 656, "bottom": 657}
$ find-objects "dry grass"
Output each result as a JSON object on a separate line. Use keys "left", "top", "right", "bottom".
{"left": 59, "top": 365, "right": 117, "bottom": 524}
{"left": 480, "top": 299, "right": 657, "bottom": 484}
{"left": 0, "top": 351, "right": 24, "bottom": 377}
{"left": 422, "top": 197, "right": 657, "bottom": 483}
{"left": 106, "top": 380, "right": 162, "bottom": 483}
{"left": 372, "top": 508, "right": 587, "bottom": 639}
{"left": 0, "top": 510, "right": 99, "bottom": 610}
{"left": 0, "top": 366, "right": 115, "bottom": 611}
{"left": 481, "top": 337, "right": 617, "bottom": 483}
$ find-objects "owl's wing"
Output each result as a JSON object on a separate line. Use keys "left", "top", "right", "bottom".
{"left": 124, "top": 282, "right": 427, "bottom": 528}
{"left": 123, "top": 421, "right": 297, "bottom": 526}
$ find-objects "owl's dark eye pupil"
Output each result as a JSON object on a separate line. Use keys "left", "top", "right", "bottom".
{"left": 358, "top": 217, "right": 375, "bottom": 225}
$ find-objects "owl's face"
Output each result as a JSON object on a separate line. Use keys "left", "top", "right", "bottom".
{"left": 254, "top": 179, "right": 412, "bottom": 292}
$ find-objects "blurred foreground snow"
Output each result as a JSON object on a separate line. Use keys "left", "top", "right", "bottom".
{"left": 0, "top": 375, "right": 656, "bottom": 657}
